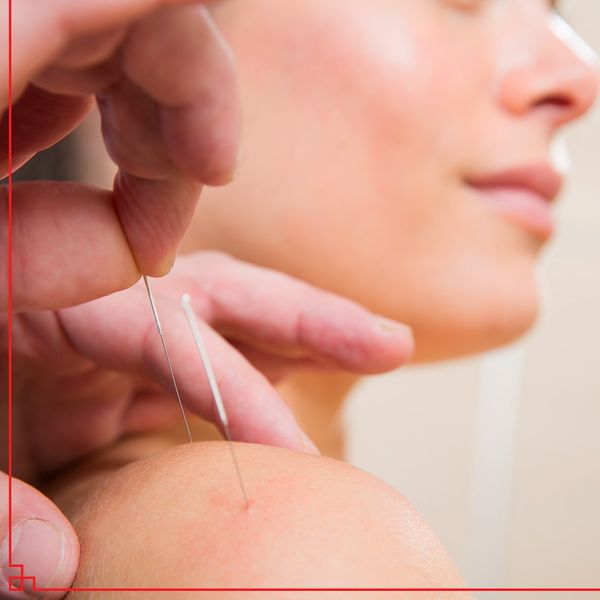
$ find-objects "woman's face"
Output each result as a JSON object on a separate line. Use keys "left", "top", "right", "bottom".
{"left": 187, "top": 0, "right": 599, "bottom": 362}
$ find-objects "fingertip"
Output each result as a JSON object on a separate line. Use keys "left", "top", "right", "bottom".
{"left": 373, "top": 316, "right": 413, "bottom": 337}
{"left": 368, "top": 316, "right": 415, "bottom": 370}
{"left": 226, "top": 382, "right": 317, "bottom": 457}
{"left": 333, "top": 313, "right": 414, "bottom": 374}
{"left": 308, "top": 304, "right": 415, "bottom": 374}
{"left": 149, "top": 251, "right": 177, "bottom": 278}
{"left": 113, "top": 172, "right": 200, "bottom": 278}
{"left": 160, "top": 100, "right": 241, "bottom": 187}
{"left": 0, "top": 478, "right": 79, "bottom": 599}
{"left": 375, "top": 316, "right": 415, "bottom": 356}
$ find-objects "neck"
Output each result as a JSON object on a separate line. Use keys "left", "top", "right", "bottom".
{"left": 276, "top": 371, "right": 360, "bottom": 460}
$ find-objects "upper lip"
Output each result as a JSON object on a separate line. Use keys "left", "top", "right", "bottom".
{"left": 466, "top": 163, "right": 563, "bottom": 203}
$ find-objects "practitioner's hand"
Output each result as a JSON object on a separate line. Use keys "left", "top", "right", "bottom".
{"left": 0, "top": 2, "right": 240, "bottom": 594}
{"left": 13, "top": 251, "right": 414, "bottom": 474}
{"left": 1, "top": 251, "right": 413, "bottom": 596}
{"left": 0, "top": 0, "right": 241, "bottom": 312}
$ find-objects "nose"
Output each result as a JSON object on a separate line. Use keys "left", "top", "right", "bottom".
{"left": 499, "top": 14, "right": 600, "bottom": 128}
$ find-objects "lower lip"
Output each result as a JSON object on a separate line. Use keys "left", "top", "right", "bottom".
{"left": 469, "top": 186, "right": 555, "bottom": 241}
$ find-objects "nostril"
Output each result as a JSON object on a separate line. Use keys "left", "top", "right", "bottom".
{"left": 533, "top": 96, "right": 572, "bottom": 111}
{"left": 529, "top": 71, "right": 598, "bottom": 125}
{"left": 531, "top": 95, "right": 579, "bottom": 126}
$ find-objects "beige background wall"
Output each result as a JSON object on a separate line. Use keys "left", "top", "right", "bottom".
{"left": 346, "top": 1, "right": 600, "bottom": 593}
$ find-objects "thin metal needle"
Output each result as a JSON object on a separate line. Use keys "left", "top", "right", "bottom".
{"left": 142, "top": 275, "right": 193, "bottom": 444}
{"left": 180, "top": 293, "right": 250, "bottom": 509}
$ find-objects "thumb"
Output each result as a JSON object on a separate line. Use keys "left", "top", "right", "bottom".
{"left": 0, "top": 473, "right": 79, "bottom": 599}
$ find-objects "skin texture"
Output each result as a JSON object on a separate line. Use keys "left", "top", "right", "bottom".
{"left": 46, "top": 441, "right": 472, "bottom": 599}
{"left": 183, "top": 0, "right": 600, "bottom": 363}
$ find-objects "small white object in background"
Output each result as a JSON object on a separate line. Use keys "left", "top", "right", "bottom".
{"left": 466, "top": 343, "right": 525, "bottom": 588}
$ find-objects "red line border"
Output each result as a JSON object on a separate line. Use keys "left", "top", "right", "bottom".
{"left": 36, "top": 589, "right": 600, "bottom": 594}
{"left": 4, "top": 0, "right": 600, "bottom": 594}
{"left": 6, "top": 0, "right": 14, "bottom": 575}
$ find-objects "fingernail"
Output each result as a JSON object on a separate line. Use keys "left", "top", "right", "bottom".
{"left": 374, "top": 316, "right": 413, "bottom": 336}
{"left": 298, "top": 430, "right": 321, "bottom": 455}
{"left": 218, "top": 151, "right": 241, "bottom": 185}
{"left": 157, "top": 252, "right": 177, "bottom": 276}
{"left": 0, "top": 518, "right": 66, "bottom": 595}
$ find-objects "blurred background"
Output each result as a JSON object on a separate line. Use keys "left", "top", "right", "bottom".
{"left": 346, "top": 1, "right": 600, "bottom": 595}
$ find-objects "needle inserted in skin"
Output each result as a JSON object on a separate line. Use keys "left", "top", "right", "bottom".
{"left": 142, "top": 275, "right": 193, "bottom": 444}
{"left": 181, "top": 293, "right": 250, "bottom": 509}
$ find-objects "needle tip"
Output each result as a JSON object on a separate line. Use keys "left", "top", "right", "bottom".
{"left": 181, "top": 293, "right": 191, "bottom": 307}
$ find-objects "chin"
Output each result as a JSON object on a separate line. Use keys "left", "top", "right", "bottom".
{"left": 405, "top": 274, "right": 541, "bottom": 364}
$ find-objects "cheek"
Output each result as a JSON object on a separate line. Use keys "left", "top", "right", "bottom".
{"left": 270, "top": 2, "right": 494, "bottom": 229}
{"left": 220, "top": 1, "right": 542, "bottom": 359}
{"left": 296, "top": 10, "right": 540, "bottom": 354}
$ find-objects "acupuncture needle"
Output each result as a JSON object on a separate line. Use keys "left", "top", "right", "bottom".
{"left": 181, "top": 293, "right": 250, "bottom": 509}
{"left": 142, "top": 275, "right": 193, "bottom": 444}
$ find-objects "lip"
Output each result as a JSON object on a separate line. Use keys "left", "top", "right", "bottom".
{"left": 465, "top": 164, "right": 563, "bottom": 241}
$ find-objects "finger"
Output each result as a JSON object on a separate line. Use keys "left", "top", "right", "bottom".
{"left": 32, "top": 26, "right": 126, "bottom": 97}
{"left": 58, "top": 288, "right": 319, "bottom": 454}
{"left": 2, "top": 173, "right": 202, "bottom": 311}
{"left": 0, "top": 86, "right": 93, "bottom": 177}
{"left": 3, "top": 0, "right": 198, "bottom": 107}
{"left": 8, "top": 4, "right": 240, "bottom": 185}
{"left": 94, "top": 79, "right": 203, "bottom": 276}
{"left": 0, "top": 474, "right": 79, "bottom": 599}
{"left": 117, "top": 4, "right": 241, "bottom": 184}
{"left": 54, "top": 26, "right": 127, "bottom": 70}
{"left": 4, "top": 3, "right": 239, "bottom": 284}
{"left": 95, "top": 77, "right": 175, "bottom": 181}
{"left": 2, "top": 181, "right": 139, "bottom": 312}
{"left": 161, "top": 252, "right": 415, "bottom": 374}
{"left": 113, "top": 171, "right": 201, "bottom": 277}
{"left": 226, "top": 338, "right": 328, "bottom": 384}
{"left": 33, "top": 59, "right": 122, "bottom": 98}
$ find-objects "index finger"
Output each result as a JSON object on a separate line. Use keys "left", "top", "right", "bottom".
{"left": 156, "top": 252, "right": 416, "bottom": 374}
{"left": 58, "top": 287, "right": 318, "bottom": 453}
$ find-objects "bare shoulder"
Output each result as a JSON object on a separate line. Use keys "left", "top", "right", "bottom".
{"left": 63, "top": 442, "right": 471, "bottom": 599}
